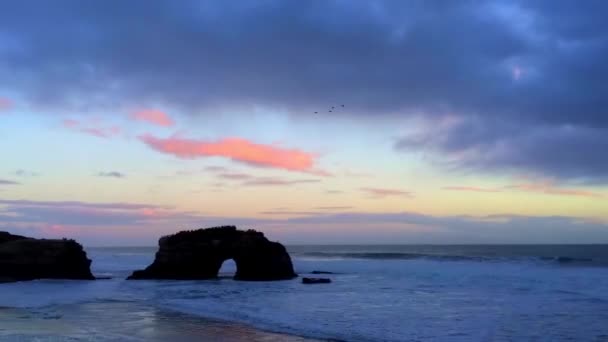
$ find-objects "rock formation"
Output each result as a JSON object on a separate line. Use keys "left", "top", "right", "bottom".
{"left": 128, "top": 226, "right": 297, "bottom": 281}
{"left": 302, "top": 277, "right": 332, "bottom": 284}
{"left": 0, "top": 231, "right": 94, "bottom": 282}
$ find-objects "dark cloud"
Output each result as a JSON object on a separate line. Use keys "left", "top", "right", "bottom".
{"left": 97, "top": 171, "right": 126, "bottom": 178}
{"left": 0, "top": 179, "right": 20, "bottom": 185}
{"left": 1, "top": 1, "right": 608, "bottom": 181}
{"left": 396, "top": 117, "right": 608, "bottom": 183}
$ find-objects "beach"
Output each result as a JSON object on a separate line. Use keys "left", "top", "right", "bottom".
{"left": 0, "top": 302, "right": 318, "bottom": 342}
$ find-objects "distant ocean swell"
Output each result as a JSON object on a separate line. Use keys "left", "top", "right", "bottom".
{"left": 295, "top": 251, "right": 601, "bottom": 266}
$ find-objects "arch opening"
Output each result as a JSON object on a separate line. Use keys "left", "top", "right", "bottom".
{"left": 218, "top": 258, "right": 237, "bottom": 278}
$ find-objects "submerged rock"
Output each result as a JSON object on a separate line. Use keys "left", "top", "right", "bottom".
{"left": 302, "top": 277, "right": 332, "bottom": 284}
{"left": 0, "top": 231, "right": 94, "bottom": 282}
{"left": 128, "top": 226, "right": 297, "bottom": 281}
{"left": 311, "top": 270, "right": 334, "bottom": 274}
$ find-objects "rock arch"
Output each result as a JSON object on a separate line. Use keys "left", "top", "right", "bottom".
{"left": 128, "top": 226, "right": 297, "bottom": 281}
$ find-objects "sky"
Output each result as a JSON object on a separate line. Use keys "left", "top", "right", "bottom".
{"left": 1, "top": 0, "right": 608, "bottom": 246}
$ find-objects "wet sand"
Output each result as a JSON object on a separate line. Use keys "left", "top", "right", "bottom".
{"left": 0, "top": 301, "right": 321, "bottom": 341}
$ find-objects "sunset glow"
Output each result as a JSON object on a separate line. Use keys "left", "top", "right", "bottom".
{"left": 1, "top": 1, "right": 607, "bottom": 246}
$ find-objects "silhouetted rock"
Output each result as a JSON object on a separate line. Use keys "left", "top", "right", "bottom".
{"left": 128, "top": 226, "right": 297, "bottom": 281}
{"left": 311, "top": 270, "right": 334, "bottom": 274}
{"left": 302, "top": 277, "right": 331, "bottom": 284}
{"left": 0, "top": 231, "right": 94, "bottom": 282}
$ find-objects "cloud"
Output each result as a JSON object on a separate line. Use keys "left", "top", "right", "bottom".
{"left": 2, "top": 198, "right": 608, "bottom": 244}
{"left": 216, "top": 172, "right": 254, "bottom": 180}
{"left": 97, "top": 171, "right": 126, "bottom": 178}
{"left": 131, "top": 109, "right": 174, "bottom": 127}
{"left": 259, "top": 210, "right": 323, "bottom": 216}
{"left": 202, "top": 169, "right": 322, "bottom": 187}
{"left": 0, "top": 199, "right": 171, "bottom": 210}
{"left": 204, "top": 166, "right": 229, "bottom": 173}
{"left": 360, "top": 187, "right": 413, "bottom": 198}
{"left": 396, "top": 116, "right": 608, "bottom": 184}
{"left": 63, "top": 119, "right": 121, "bottom": 139}
{"left": 0, "top": 199, "right": 196, "bottom": 226}
{"left": 442, "top": 179, "right": 603, "bottom": 198}
{"left": 0, "top": 97, "right": 12, "bottom": 112}
{"left": 0, "top": 179, "right": 20, "bottom": 185}
{"left": 14, "top": 169, "right": 38, "bottom": 177}
{"left": 506, "top": 178, "right": 603, "bottom": 198}
{"left": 313, "top": 206, "right": 353, "bottom": 210}
{"left": 139, "top": 134, "right": 324, "bottom": 173}
{"left": 442, "top": 186, "right": 502, "bottom": 193}
{"left": 1, "top": 1, "right": 608, "bottom": 181}
{"left": 242, "top": 177, "right": 320, "bottom": 186}
{"left": 281, "top": 212, "right": 608, "bottom": 243}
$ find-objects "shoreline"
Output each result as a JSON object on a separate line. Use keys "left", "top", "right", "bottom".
{"left": 0, "top": 301, "right": 324, "bottom": 342}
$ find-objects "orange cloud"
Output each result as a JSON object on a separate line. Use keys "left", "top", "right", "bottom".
{"left": 139, "top": 134, "right": 323, "bottom": 173}
{"left": 63, "top": 119, "right": 121, "bottom": 138}
{"left": 131, "top": 109, "right": 174, "bottom": 127}
{"left": 442, "top": 186, "right": 502, "bottom": 193}
{"left": 0, "top": 97, "right": 12, "bottom": 112}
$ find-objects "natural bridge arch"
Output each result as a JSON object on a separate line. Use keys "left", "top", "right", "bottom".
{"left": 128, "top": 226, "right": 297, "bottom": 281}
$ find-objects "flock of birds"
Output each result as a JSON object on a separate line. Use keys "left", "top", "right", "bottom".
{"left": 314, "top": 104, "right": 344, "bottom": 114}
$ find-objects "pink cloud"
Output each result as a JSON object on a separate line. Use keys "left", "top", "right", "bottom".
{"left": 442, "top": 186, "right": 502, "bottom": 193}
{"left": 139, "top": 134, "right": 324, "bottom": 173}
{"left": 62, "top": 119, "right": 121, "bottom": 138}
{"left": 360, "top": 187, "right": 413, "bottom": 198}
{"left": 0, "top": 97, "right": 13, "bottom": 112}
{"left": 131, "top": 109, "right": 174, "bottom": 127}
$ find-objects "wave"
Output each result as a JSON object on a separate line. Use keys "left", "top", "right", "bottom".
{"left": 296, "top": 251, "right": 603, "bottom": 266}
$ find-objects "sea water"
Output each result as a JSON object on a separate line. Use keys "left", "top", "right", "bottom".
{"left": 1, "top": 245, "right": 608, "bottom": 341}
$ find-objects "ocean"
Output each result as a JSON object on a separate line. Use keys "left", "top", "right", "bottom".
{"left": 1, "top": 245, "right": 608, "bottom": 341}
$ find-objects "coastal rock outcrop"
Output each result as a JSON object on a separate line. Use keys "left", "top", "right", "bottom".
{"left": 128, "top": 226, "right": 297, "bottom": 281}
{"left": 0, "top": 231, "right": 94, "bottom": 282}
{"left": 302, "top": 277, "right": 332, "bottom": 284}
